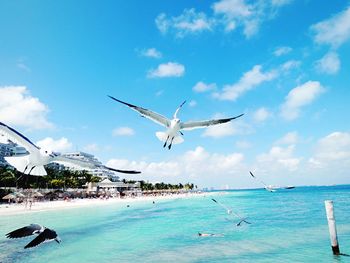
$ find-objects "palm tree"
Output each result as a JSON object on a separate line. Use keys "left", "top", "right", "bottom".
{"left": 0, "top": 169, "right": 16, "bottom": 188}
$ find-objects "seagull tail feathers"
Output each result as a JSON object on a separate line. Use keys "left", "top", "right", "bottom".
{"left": 155, "top": 131, "right": 168, "bottom": 143}
{"left": 172, "top": 135, "right": 184, "bottom": 145}
{"left": 30, "top": 166, "right": 47, "bottom": 176}
{"left": 155, "top": 132, "right": 184, "bottom": 144}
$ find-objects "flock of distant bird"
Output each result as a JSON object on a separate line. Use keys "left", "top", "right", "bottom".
{"left": 2, "top": 96, "right": 294, "bottom": 248}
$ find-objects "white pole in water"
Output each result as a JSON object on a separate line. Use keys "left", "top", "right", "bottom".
{"left": 325, "top": 200, "right": 340, "bottom": 255}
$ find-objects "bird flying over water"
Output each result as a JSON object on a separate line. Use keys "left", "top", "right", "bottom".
{"left": 211, "top": 198, "right": 251, "bottom": 226}
{"left": 249, "top": 171, "right": 295, "bottom": 192}
{"left": 6, "top": 224, "right": 61, "bottom": 249}
{"left": 108, "top": 96, "right": 244, "bottom": 149}
{"left": 249, "top": 171, "right": 276, "bottom": 192}
{"left": 0, "top": 122, "right": 141, "bottom": 176}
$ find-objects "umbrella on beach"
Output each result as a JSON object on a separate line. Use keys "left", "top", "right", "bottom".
{"left": 2, "top": 193, "right": 16, "bottom": 200}
{"left": 32, "top": 192, "right": 44, "bottom": 198}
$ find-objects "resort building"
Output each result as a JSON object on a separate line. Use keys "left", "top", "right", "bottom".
{"left": 61, "top": 152, "right": 120, "bottom": 181}
{"left": 85, "top": 179, "right": 141, "bottom": 196}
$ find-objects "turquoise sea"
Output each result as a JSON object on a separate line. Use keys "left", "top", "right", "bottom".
{"left": 1, "top": 186, "right": 350, "bottom": 263}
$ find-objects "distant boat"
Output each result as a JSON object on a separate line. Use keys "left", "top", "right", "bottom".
{"left": 284, "top": 186, "right": 295, "bottom": 190}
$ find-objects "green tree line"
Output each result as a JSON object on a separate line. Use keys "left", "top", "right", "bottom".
{"left": 0, "top": 166, "right": 101, "bottom": 189}
{"left": 0, "top": 166, "right": 197, "bottom": 191}
{"left": 123, "top": 179, "right": 196, "bottom": 191}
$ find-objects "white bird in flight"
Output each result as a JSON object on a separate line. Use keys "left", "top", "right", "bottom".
{"left": 0, "top": 121, "right": 141, "bottom": 176}
{"left": 211, "top": 198, "right": 251, "bottom": 226}
{"left": 249, "top": 171, "right": 295, "bottom": 192}
{"left": 108, "top": 96, "right": 244, "bottom": 150}
{"left": 249, "top": 171, "right": 277, "bottom": 192}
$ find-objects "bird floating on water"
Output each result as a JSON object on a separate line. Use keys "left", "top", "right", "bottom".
{"left": 108, "top": 96, "right": 244, "bottom": 150}
{"left": 6, "top": 224, "right": 61, "bottom": 249}
{"left": 0, "top": 121, "right": 141, "bottom": 176}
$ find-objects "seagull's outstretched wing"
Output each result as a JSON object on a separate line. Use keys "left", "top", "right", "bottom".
{"left": 6, "top": 224, "right": 43, "bottom": 239}
{"left": 180, "top": 114, "right": 244, "bottom": 131}
{"left": 0, "top": 122, "right": 39, "bottom": 153}
{"left": 249, "top": 171, "right": 267, "bottom": 188}
{"left": 212, "top": 198, "right": 251, "bottom": 226}
{"left": 211, "top": 198, "right": 232, "bottom": 213}
{"left": 24, "top": 228, "right": 58, "bottom": 249}
{"left": 52, "top": 156, "right": 141, "bottom": 174}
{"left": 108, "top": 96, "right": 170, "bottom": 128}
{"left": 104, "top": 166, "right": 141, "bottom": 174}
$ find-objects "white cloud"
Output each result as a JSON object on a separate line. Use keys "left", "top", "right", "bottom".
{"left": 155, "top": 9, "right": 214, "bottom": 38}
{"left": 141, "top": 48, "right": 162, "bottom": 59}
{"left": 112, "top": 127, "right": 135, "bottom": 136}
{"left": 189, "top": 100, "right": 197, "bottom": 107}
{"left": 213, "top": 0, "right": 252, "bottom": 18}
{"left": 0, "top": 86, "right": 53, "bottom": 129}
{"left": 155, "top": 90, "right": 164, "bottom": 97}
{"left": 253, "top": 107, "right": 270, "bottom": 122}
{"left": 193, "top": 81, "right": 217, "bottom": 93}
{"left": 147, "top": 62, "right": 185, "bottom": 78}
{"left": 202, "top": 122, "right": 238, "bottom": 138}
{"left": 313, "top": 132, "right": 350, "bottom": 161}
{"left": 17, "top": 63, "right": 31, "bottom": 72}
{"left": 213, "top": 0, "right": 256, "bottom": 37}
{"left": 16, "top": 58, "right": 31, "bottom": 72}
{"left": 311, "top": 6, "right": 350, "bottom": 48}
{"left": 83, "top": 143, "right": 100, "bottom": 153}
{"left": 315, "top": 51, "right": 340, "bottom": 75}
{"left": 235, "top": 140, "right": 252, "bottom": 149}
{"left": 280, "top": 60, "right": 301, "bottom": 72}
{"left": 202, "top": 114, "right": 248, "bottom": 138}
{"left": 273, "top": 46, "right": 292, "bottom": 56}
{"left": 212, "top": 0, "right": 293, "bottom": 38}
{"left": 213, "top": 65, "right": 277, "bottom": 101}
{"left": 156, "top": 1, "right": 292, "bottom": 38}
{"left": 280, "top": 81, "right": 324, "bottom": 121}
{"left": 107, "top": 146, "right": 245, "bottom": 186}
{"left": 271, "top": 0, "right": 293, "bottom": 7}
{"left": 275, "top": 131, "right": 298, "bottom": 145}
{"left": 36, "top": 137, "right": 72, "bottom": 152}
{"left": 257, "top": 144, "right": 300, "bottom": 171}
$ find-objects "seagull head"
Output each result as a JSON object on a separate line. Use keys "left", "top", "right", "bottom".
{"left": 39, "top": 148, "right": 55, "bottom": 158}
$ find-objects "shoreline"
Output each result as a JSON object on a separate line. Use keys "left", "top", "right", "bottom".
{"left": 0, "top": 192, "right": 212, "bottom": 216}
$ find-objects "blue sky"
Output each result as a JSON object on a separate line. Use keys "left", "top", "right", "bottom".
{"left": 0, "top": 0, "right": 349, "bottom": 188}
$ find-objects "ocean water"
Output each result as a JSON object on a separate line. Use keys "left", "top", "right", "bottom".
{"left": 0, "top": 186, "right": 350, "bottom": 263}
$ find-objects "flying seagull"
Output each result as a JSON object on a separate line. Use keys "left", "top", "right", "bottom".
{"left": 0, "top": 121, "right": 141, "bottom": 176}
{"left": 211, "top": 198, "right": 251, "bottom": 226}
{"left": 249, "top": 171, "right": 295, "bottom": 191}
{"left": 108, "top": 96, "right": 244, "bottom": 150}
{"left": 6, "top": 224, "right": 61, "bottom": 249}
{"left": 249, "top": 171, "right": 277, "bottom": 192}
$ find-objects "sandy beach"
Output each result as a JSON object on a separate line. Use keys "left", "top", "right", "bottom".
{"left": 0, "top": 192, "right": 209, "bottom": 216}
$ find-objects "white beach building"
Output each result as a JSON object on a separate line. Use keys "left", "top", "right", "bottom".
{"left": 61, "top": 152, "right": 120, "bottom": 181}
